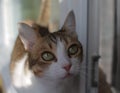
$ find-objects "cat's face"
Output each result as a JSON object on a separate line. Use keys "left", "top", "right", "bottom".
{"left": 29, "top": 32, "right": 83, "bottom": 80}
{"left": 19, "top": 11, "right": 83, "bottom": 80}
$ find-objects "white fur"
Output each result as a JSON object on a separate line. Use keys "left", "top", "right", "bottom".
{"left": 12, "top": 54, "right": 32, "bottom": 88}
{"left": 12, "top": 40, "right": 81, "bottom": 93}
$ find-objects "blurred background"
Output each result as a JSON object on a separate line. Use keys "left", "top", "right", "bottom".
{"left": 0, "top": 0, "right": 60, "bottom": 93}
{"left": 0, "top": 0, "right": 41, "bottom": 70}
{"left": 0, "top": 0, "right": 119, "bottom": 93}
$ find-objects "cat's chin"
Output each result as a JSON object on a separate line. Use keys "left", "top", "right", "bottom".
{"left": 62, "top": 73, "right": 73, "bottom": 79}
{"left": 38, "top": 74, "right": 74, "bottom": 81}
{"left": 58, "top": 73, "right": 79, "bottom": 80}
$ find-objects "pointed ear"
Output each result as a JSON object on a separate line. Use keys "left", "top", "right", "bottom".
{"left": 18, "top": 23, "right": 39, "bottom": 51}
{"left": 62, "top": 11, "right": 76, "bottom": 34}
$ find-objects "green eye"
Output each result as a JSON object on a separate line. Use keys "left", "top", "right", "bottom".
{"left": 42, "top": 52, "right": 55, "bottom": 61}
{"left": 68, "top": 44, "right": 78, "bottom": 55}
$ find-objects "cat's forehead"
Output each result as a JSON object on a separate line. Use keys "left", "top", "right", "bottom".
{"left": 33, "top": 29, "right": 79, "bottom": 53}
{"left": 43, "top": 30, "right": 78, "bottom": 44}
{"left": 31, "top": 23, "right": 78, "bottom": 46}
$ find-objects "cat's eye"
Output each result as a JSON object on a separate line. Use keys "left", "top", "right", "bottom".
{"left": 41, "top": 52, "right": 55, "bottom": 61}
{"left": 68, "top": 44, "right": 78, "bottom": 55}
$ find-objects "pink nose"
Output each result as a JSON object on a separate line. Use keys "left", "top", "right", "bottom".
{"left": 63, "top": 64, "right": 72, "bottom": 71}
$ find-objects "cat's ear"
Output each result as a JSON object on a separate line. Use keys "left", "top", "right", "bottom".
{"left": 62, "top": 11, "right": 76, "bottom": 35}
{"left": 18, "top": 23, "right": 40, "bottom": 51}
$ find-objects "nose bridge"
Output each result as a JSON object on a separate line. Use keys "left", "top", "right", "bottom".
{"left": 60, "top": 56, "right": 69, "bottom": 65}
{"left": 57, "top": 40, "right": 69, "bottom": 65}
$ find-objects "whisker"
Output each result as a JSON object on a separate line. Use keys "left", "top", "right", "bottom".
{"left": 80, "top": 71, "right": 88, "bottom": 77}
{"left": 79, "top": 73, "right": 88, "bottom": 79}
{"left": 76, "top": 67, "right": 93, "bottom": 71}
{"left": 79, "top": 66, "right": 96, "bottom": 70}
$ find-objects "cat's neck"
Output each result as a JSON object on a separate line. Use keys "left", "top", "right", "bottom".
{"left": 30, "top": 76, "right": 79, "bottom": 93}
{"left": 23, "top": 73, "right": 80, "bottom": 93}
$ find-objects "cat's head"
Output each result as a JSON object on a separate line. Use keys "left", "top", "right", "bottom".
{"left": 18, "top": 11, "right": 83, "bottom": 80}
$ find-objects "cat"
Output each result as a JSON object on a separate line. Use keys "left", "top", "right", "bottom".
{"left": 10, "top": 11, "right": 112, "bottom": 93}
{"left": 10, "top": 11, "right": 83, "bottom": 93}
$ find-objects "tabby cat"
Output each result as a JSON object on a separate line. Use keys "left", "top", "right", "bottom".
{"left": 10, "top": 11, "right": 112, "bottom": 93}
{"left": 10, "top": 11, "right": 83, "bottom": 93}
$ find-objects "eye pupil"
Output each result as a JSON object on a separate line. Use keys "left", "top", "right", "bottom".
{"left": 70, "top": 47, "right": 76, "bottom": 53}
{"left": 42, "top": 52, "right": 54, "bottom": 61}
{"left": 68, "top": 44, "right": 78, "bottom": 55}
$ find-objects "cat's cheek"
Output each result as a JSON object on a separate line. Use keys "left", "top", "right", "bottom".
{"left": 32, "top": 66, "right": 44, "bottom": 77}
{"left": 33, "top": 69, "right": 43, "bottom": 77}
{"left": 70, "top": 59, "right": 81, "bottom": 75}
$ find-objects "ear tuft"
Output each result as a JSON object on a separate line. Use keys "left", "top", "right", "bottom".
{"left": 18, "top": 23, "right": 39, "bottom": 51}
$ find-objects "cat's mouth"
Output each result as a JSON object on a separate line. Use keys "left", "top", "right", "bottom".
{"left": 63, "top": 73, "right": 73, "bottom": 79}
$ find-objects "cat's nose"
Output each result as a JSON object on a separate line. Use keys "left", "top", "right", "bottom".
{"left": 63, "top": 64, "right": 72, "bottom": 72}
